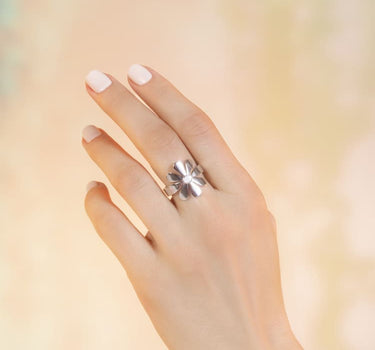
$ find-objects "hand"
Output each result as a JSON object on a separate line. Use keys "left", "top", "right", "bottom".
{"left": 82, "top": 64, "right": 303, "bottom": 350}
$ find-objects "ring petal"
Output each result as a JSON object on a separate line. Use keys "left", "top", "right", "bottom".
{"left": 185, "top": 159, "right": 194, "bottom": 175}
{"left": 190, "top": 182, "right": 202, "bottom": 197}
{"left": 179, "top": 183, "right": 190, "bottom": 200}
{"left": 174, "top": 160, "right": 187, "bottom": 176}
{"left": 167, "top": 172, "right": 182, "bottom": 183}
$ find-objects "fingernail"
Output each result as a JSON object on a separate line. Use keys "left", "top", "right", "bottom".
{"left": 82, "top": 125, "right": 101, "bottom": 143}
{"left": 86, "top": 180, "right": 100, "bottom": 193}
{"left": 127, "top": 64, "right": 152, "bottom": 85}
{"left": 85, "top": 70, "right": 112, "bottom": 93}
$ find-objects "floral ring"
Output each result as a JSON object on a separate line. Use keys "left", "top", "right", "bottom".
{"left": 162, "top": 159, "right": 207, "bottom": 200}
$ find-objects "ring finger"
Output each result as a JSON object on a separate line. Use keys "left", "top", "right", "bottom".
{"left": 84, "top": 70, "right": 215, "bottom": 205}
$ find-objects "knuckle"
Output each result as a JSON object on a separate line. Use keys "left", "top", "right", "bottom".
{"left": 249, "top": 189, "right": 267, "bottom": 207}
{"left": 193, "top": 203, "right": 240, "bottom": 250}
{"left": 146, "top": 125, "right": 181, "bottom": 151}
{"left": 156, "top": 79, "right": 173, "bottom": 98}
{"left": 112, "top": 163, "right": 149, "bottom": 194}
{"left": 235, "top": 175, "right": 268, "bottom": 208}
{"left": 181, "top": 110, "right": 215, "bottom": 139}
{"left": 100, "top": 86, "right": 127, "bottom": 113}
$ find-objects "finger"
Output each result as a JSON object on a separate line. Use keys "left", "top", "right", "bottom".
{"left": 82, "top": 125, "right": 179, "bottom": 244}
{"left": 127, "top": 64, "right": 259, "bottom": 194}
{"left": 84, "top": 180, "right": 155, "bottom": 277}
{"left": 84, "top": 70, "right": 215, "bottom": 203}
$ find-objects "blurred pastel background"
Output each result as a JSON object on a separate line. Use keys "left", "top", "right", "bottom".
{"left": 1, "top": 0, "right": 375, "bottom": 349}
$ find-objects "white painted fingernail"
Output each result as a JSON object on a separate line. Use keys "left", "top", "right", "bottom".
{"left": 127, "top": 64, "right": 152, "bottom": 85}
{"left": 86, "top": 180, "right": 100, "bottom": 193}
{"left": 82, "top": 125, "right": 101, "bottom": 143}
{"left": 85, "top": 70, "right": 112, "bottom": 93}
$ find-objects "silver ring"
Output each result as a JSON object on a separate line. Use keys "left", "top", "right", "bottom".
{"left": 163, "top": 159, "right": 207, "bottom": 200}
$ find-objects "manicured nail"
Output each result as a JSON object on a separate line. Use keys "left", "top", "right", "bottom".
{"left": 82, "top": 125, "right": 101, "bottom": 143}
{"left": 86, "top": 180, "right": 100, "bottom": 193}
{"left": 85, "top": 70, "right": 112, "bottom": 93}
{"left": 127, "top": 64, "right": 152, "bottom": 85}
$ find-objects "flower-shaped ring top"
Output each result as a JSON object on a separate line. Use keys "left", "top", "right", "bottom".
{"left": 163, "top": 159, "right": 207, "bottom": 200}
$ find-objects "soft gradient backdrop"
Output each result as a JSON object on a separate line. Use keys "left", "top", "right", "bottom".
{"left": 1, "top": 1, "right": 374, "bottom": 349}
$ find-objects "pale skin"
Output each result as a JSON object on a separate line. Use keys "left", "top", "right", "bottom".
{"left": 82, "top": 64, "right": 303, "bottom": 350}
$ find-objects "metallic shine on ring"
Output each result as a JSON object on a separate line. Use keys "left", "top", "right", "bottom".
{"left": 162, "top": 159, "right": 207, "bottom": 200}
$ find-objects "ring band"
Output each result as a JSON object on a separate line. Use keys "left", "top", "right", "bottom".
{"left": 163, "top": 159, "right": 207, "bottom": 200}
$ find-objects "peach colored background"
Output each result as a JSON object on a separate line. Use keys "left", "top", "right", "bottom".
{"left": 1, "top": 1, "right": 375, "bottom": 349}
